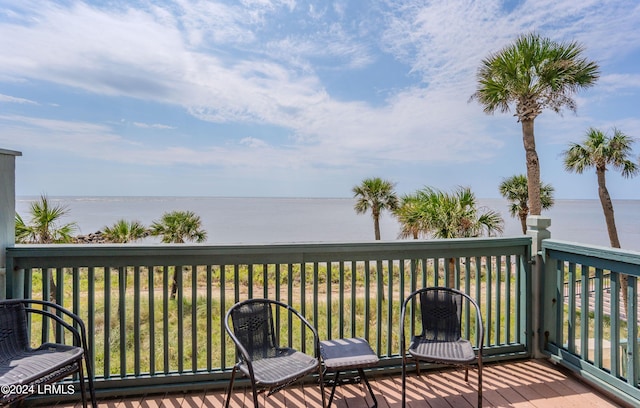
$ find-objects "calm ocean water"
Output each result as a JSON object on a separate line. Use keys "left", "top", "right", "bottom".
{"left": 15, "top": 196, "right": 640, "bottom": 250}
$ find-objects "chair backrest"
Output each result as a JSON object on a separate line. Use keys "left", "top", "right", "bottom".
{"left": 419, "top": 288, "right": 463, "bottom": 341}
{"left": 0, "top": 302, "right": 31, "bottom": 356}
{"left": 228, "top": 300, "right": 278, "bottom": 361}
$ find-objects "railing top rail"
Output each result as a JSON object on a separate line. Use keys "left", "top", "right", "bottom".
{"left": 542, "top": 239, "right": 640, "bottom": 276}
{"left": 6, "top": 236, "right": 532, "bottom": 269}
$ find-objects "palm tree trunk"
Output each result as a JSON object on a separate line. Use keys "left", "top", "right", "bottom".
{"left": 596, "top": 168, "right": 621, "bottom": 248}
{"left": 596, "top": 167, "right": 627, "bottom": 310}
{"left": 518, "top": 213, "right": 527, "bottom": 235}
{"left": 522, "top": 119, "right": 542, "bottom": 215}
{"left": 373, "top": 213, "right": 381, "bottom": 240}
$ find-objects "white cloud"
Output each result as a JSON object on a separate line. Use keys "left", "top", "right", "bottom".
{"left": 1, "top": 0, "right": 639, "bottom": 195}
{"left": 0, "top": 93, "right": 38, "bottom": 104}
{"left": 133, "top": 122, "right": 176, "bottom": 130}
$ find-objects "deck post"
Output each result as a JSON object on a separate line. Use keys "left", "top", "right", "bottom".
{"left": 527, "top": 215, "right": 551, "bottom": 358}
{"left": 0, "top": 148, "right": 22, "bottom": 300}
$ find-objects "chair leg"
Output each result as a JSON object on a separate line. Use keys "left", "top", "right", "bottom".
{"left": 78, "top": 362, "right": 88, "bottom": 408}
{"left": 224, "top": 366, "right": 238, "bottom": 408}
{"left": 327, "top": 371, "right": 340, "bottom": 407}
{"left": 401, "top": 355, "right": 407, "bottom": 408}
{"left": 251, "top": 377, "right": 259, "bottom": 408}
{"left": 318, "top": 363, "right": 327, "bottom": 408}
{"left": 358, "top": 368, "right": 377, "bottom": 408}
{"left": 477, "top": 360, "right": 483, "bottom": 408}
{"left": 465, "top": 365, "right": 469, "bottom": 382}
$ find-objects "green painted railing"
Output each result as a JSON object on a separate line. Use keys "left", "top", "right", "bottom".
{"left": 542, "top": 239, "right": 640, "bottom": 406}
{"left": 6, "top": 237, "right": 531, "bottom": 400}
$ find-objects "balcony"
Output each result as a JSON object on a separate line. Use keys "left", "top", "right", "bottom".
{"left": 1, "top": 149, "right": 638, "bottom": 408}
{"left": 3, "top": 235, "right": 639, "bottom": 407}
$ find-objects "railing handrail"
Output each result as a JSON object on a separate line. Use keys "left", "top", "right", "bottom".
{"left": 8, "top": 236, "right": 532, "bottom": 268}
{"left": 543, "top": 239, "right": 640, "bottom": 277}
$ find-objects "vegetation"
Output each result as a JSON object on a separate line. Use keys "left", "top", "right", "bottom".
{"left": 563, "top": 127, "right": 639, "bottom": 309}
{"left": 353, "top": 177, "right": 399, "bottom": 240}
{"left": 499, "top": 174, "right": 554, "bottom": 234}
{"left": 102, "top": 219, "right": 147, "bottom": 243}
{"left": 563, "top": 127, "right": 638, "bottom": 249}
{"left": 149, "top": 210, "right": 207, "bottom": 244}
{"left": 14, "top": 195, "right": 77, "bottom": 244}
{"left": 472, "top": 32, "right": 599, "bottom": 216}
{"left": 395, "top": 186, "right": 504, "bottom": 239}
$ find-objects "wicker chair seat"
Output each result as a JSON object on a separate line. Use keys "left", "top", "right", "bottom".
{"left": 239, "top": 347, "right": 319, "bottom": 386}
{"left": 0, "top": 343, "right": 83, "bottom": 387}
{"left": 409, "top": 336, "right": 476, "bottom": 364}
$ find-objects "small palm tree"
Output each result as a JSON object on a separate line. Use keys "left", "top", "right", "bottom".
{"left": 563, "top": 127, "right": 638, "bottom": 310}
{"left": 150, "top": 210, "right": 207, "bottom": 298}
{"left": 472, "top": 32, "right": 599, "bottom": 216}
{"left": 395, "top": 193, "right": 426, "bottom": 240}
{"left": 102, "top": 219, "right": 147, "bottom": 243}
{"left": 353, "top": 177, "right": 399, "bottom": 240}
{"left": 416, "top": 187, "right": 504, "bottom": 239}
{"left": 149, "top": 211, "right": 207, "bottom": 244}
{"left": 410, "top": 186, "right": 504, "bottom": 286}
{"left": 499, "top": 174, "right": 555, "bottom": 234}
{"left": 16, "top": 195, "right": 77, "bottom": 244}
{"left": 15, "top": 195, "right": 77, "bottom": 301}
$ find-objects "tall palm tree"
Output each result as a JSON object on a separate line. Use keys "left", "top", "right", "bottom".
{"left": 563, "top": 127, "right": 638, "bottom": 310}
{"left": 149, "top": 211, "right": 207, "bottom": 244}
{"left": 102, "top": 219, "right": 147, "bottom": 243}
{"left": 149, "top": 210, "right": 207, "bottom": 298}
{"left": 563, "top": 128, "right": 638, "bottom": 248}
{"left": 353, "top": 177, "right": 399, "bottom": 240}
{"left": 499, "top": 174, "right": 555, "bottom": 234}
{"left": 472, "top": 32, "right": 599, "bottom": 216}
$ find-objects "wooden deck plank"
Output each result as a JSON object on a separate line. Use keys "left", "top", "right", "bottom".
{"left": 51, "top": 360, "right": 626, "bottom": 408}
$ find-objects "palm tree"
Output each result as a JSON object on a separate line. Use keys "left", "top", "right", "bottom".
{"left": 563, "top": 127, "right": 638, "bottom": 309}
{"left": 395, "top": 193, "right": 426, "bottom": 240}
{"left": 415, "top": 187, "right": 504, "bottom": 239}
{"left": 16, "top": 195, "right": 77, "bottom": 244}
{"left": 472, "top": 32, "right": 599, "bottom": 216}
{"left": 563, "top": 128, "right": 638, "bottom": 248}
{"left": 102, "top": 219, "right": 147, "bottom": 243}
{"left": 149, "top": 210, "right": 207, "bottom": 298}
{"left": 397, "top": 187, "right": 504, "bottom": 286}
{"left": 149, "top": 211, "right": 207, "bottom": 244}
{"left": 499, "top": 174, "right": 555, "bottom": 234}
{"left": 353, "top": 177, "right": 399, "bottom": 240}
{"left": 15, "top": 195, "right": 78, "bottom": 301}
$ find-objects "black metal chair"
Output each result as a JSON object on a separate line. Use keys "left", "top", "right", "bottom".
{"left": 0, "top": 299, "right": 96, "bottom": 408}
{"left": 400, "top": 287, "right": 484, "bottom": 408}
{"left": 224, "top": 298, "right": 326, "bottom": 408}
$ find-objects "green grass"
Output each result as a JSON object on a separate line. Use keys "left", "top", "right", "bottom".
{"left": 26, "top": 258, "right": 520, "bottom": 377}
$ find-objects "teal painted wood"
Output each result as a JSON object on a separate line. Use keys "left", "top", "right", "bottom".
{"left": 580, "top": 266, "right": 589, "bottom": 361}
{"left": 611, "top": 272, "right": 620, "bottom": 378}
{"left": 208, "top": 264, "right": 214, "bottom": 371}
{"left": 147, "top": 265, "right": 155, "bottom": 375}
{"left": 627, "top": 276, "right": 638, "bottom": 386}
{"left": 568, "top": 262, "right": 576, "bottom": 354}
{"left": 6, "top": 237, "right": 533, "bottom": 400}
{"left": 542, "top": 239, "right": 640, "bottom": 404}
{"left": 594, "top": 268, "right": 603, "bottom": 369}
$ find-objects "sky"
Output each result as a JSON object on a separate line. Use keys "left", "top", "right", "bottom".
{"left": 0, "top": 0, "right": 639, "bottom": 199}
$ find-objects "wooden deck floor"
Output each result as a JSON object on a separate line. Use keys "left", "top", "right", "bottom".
{"left": 55, "top": 359, "right": 626, "bottom": 408}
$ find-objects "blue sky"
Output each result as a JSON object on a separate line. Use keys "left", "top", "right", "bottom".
{"left": 1, "top": 0, "right": 639, "bottom": 199}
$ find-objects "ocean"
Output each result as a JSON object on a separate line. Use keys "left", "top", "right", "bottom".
{"left": 14, "top": 196, "right": 640, "bottom": 250}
